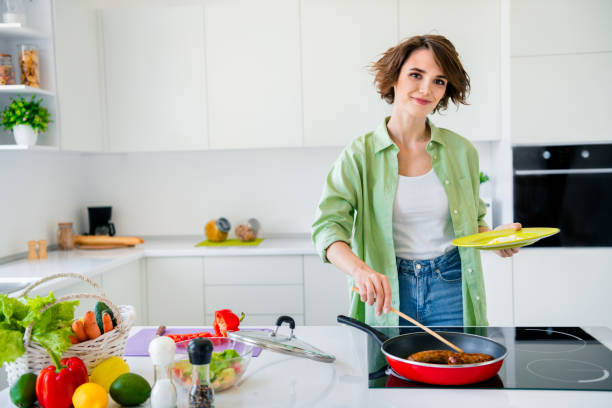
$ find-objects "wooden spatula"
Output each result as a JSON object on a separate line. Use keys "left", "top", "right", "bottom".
{"left": 351, "top": 286, "right": 464, "bottom": 353}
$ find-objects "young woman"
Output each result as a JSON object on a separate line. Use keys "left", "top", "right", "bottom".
{"left": 312, "top": 35, "right": 520, "bottom": 327}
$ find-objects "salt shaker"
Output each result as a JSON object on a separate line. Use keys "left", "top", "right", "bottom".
{"left": 187, "top": 338, "right": 215, "bottom": 408}
{"left": 148, "top": 336, "right": 178, "bottom": 408}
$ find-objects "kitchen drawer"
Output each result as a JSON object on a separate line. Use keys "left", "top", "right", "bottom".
{"left": 204, "top": 285, "right": 303, "bottom": 315}
{"left": 147, "top": 257, "right": 205, "bottom": 326}
{"left": 103, "top": 260, "right": 146, "bottom": 326}
{"left": 204, "top": 256, "right": 302, "bottom": 285}
{"left": 303, "top": 255, "right": 350, "bottom": 325}
{"left": 513, "top": 248, "right": 612, "bottom": 327}
{"left": 205, "top": 314, "right": 304, "bottom": 327}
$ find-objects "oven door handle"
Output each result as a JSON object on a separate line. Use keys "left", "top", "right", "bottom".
{"left": 514, "top": 168, "right": 612, "bottom": 176}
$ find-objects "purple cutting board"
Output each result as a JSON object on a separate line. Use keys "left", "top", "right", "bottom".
{"left": 125, "top": 327, "right": 263, "bottom": 357}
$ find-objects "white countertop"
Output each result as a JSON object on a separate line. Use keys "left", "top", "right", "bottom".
{"left": 0, "top": 236, "right": 315, "bottom": 293}
{"left": 2, "top": 325, "right": 612, "bottom": 407}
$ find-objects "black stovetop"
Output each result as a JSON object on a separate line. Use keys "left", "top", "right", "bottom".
{"left": 367, "top": 326, "right": 612, "bottom": 391}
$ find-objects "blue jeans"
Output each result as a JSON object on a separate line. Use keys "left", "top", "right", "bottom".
{"left": 397, "top": 247, "right": 463, "bottom": 327}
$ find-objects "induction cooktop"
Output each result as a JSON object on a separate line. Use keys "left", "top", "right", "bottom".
{"left": 367, "top": 326, "right": 612, "bottom": 391}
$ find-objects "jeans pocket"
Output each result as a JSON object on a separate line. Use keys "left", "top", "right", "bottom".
{"left": 436, "top": 267, "right": 462, "bottom": 283}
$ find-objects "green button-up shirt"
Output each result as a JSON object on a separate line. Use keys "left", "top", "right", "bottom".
{"left": 312, "top": 117, "right": 489, "bottom": 327}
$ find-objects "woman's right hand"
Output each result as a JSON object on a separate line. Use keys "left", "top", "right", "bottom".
{"left": 352, "top": 265, "right": 392, "bottom": 316}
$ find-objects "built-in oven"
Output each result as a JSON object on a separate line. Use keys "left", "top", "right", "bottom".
{"left": 513, "top": 144, "right": 612, "bottom": 247}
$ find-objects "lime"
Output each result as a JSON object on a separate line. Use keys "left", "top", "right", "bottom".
{"left": 9, "top": 373, "right": 37, "bottom": 408}
{"left": 110, "top": 372, "right": 152, "bottom": 406}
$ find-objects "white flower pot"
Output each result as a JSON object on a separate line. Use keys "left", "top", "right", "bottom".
{"left": 13, "top": 124, "right": 38, "bottom": 146}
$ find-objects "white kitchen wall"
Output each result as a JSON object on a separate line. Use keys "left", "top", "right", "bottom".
{"left": 74, "top": 141, "right": 493, "bottom": 239}
{"left": 0, "top": 152, "right": 89, "bottom": 258}
{"left": 0, "top": 141, "right": 493, "bottom": 259}
{"left": 81, "top": 147, "right": 342, "bottom": 237}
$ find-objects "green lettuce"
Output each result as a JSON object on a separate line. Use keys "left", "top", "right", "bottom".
{"left": 0, "top": 292, "right": 79, "bottom": 367}
{"left": 0, "top": 329, "right": 25, "bottom": 364}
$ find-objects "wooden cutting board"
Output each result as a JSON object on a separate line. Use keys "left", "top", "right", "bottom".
{"left": 74, "top": 235, "right": 144, "bottom": 246}
{"left": 76, "top": 244, "right": 136, "bottom": 250}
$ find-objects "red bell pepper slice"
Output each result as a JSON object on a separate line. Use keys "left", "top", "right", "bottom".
{"left": 213, "top": 309, "right": 245, "bottom": 337}
{"left": 35, "top": 356, "right": 88, "bottom": 408}
{"left": 166, "top": 332, "right": 214, "bottom": 343}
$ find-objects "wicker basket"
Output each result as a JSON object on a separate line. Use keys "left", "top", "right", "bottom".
{"left": 3, "top": 273, "right": 135, "bottom": 387}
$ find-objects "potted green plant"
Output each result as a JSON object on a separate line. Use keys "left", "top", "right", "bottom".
{"left": 479, "top": 171, "right": 490, "bottom": 185}
{"left": 1, "top": 95, "right": 51, "bottom": 146}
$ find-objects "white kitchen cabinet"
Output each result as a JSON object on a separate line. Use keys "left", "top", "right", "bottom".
{"left": 204, "top": 285, "right": 303, "bottom": 324}
{"left": 300, "top": 0, "right": 395, "bottom": 147}
{"left": 303, "top": 255, "right": 350, "bottom": 325}
{"left": 399, "top": 0, "right": 501, "bottom": 142}
{"left": 205, "top": 314, "right": 304, "bottom": 327}
{"left": 511, "top": 53, "right": 612, "bottom": 144}
{"left": 511, "top": 0, "right": 612, "bottom": 56}
{"left": 146, "top": 257, "right": 205, "bottom": 326}
{"left": 513, "top": 248, "right": 612, "bottom": 328}
{"left": 481, "top": 251, "right": 513, "bottom": 326}
{"left": 101, "top": 3, "right": 208, "bottom": 152}
{"left": 204, "top": 256, "right": 302, "bottom": 285}
{"left": 54, "top": 0, "right": 104, "bottom": 151}
{"left": 204, "top": 0, "right": 302, "bottom": 149}
{"left": 203, "top": 255, "right": 303, "bottom": 325}
{"left": 102, "top": 260, "right": 146, "bottom": 326}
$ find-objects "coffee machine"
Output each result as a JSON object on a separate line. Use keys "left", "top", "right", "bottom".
{"left": 88, "top": 206, "right": 116, "bottom": 236}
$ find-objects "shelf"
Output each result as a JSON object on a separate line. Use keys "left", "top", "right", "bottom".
{"left": 0, "top": 144, "right": 58, "bottom": 151}
{"left": 0, "top": 23, "right": 49, "bottom": 39}
{"left": 0, "top": 85, "right": 55, "bottom": 96}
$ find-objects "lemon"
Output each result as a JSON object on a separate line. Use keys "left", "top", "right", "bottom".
{"left": 90, "top": 356, "right": 130, "bottom": 392}
{"left": 72, "top": 383, "right": 108, "bottom": 408}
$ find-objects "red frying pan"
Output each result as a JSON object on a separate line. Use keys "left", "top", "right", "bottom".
{"left": 338, "top": 315, "right": 508, "bottom": 385}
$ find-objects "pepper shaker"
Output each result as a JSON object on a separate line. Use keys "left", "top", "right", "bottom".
{"left": 187, "top": 338, "right": 215, "bottom": 408}
{"left": 27, "top": 240, "right": 37, "bottom": 260}
{"left": 38, "top": 239, "right": 47, "bottom": 259}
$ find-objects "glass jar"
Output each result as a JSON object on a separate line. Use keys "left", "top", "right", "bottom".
{"left": 18, "top": 44, "right": 39, "bottom": 88}
{"left": 2, "top": 0, "right": 26, "bottom": 24}
{"left": 57, "top": 222, "right": 75, "bottom": 250}
{"left": 0, "top": 53, "right": 15, "bottom": 85}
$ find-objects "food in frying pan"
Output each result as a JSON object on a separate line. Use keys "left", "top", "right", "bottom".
{"left": 407, "top": 350, "right": 494, "bottom": 365}
{"left": 447, "top": 352, "right": 494, "bottom": 364}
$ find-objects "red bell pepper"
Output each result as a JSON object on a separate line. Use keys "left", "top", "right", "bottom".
{"left": 166, "top": 332, "right": 214, "bottom": 343}
{"left": 35, "top": 356, "right": 88, "bottom": 408}
{"left": 213, "top": 309, "right": 245, "bottom": 337}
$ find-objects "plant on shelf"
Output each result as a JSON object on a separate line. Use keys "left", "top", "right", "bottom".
{"left": 1, "top": 95, "right": 51, "bottom": 146}
{"left": 479, "top": 171, "right": 490, "bottom": 185}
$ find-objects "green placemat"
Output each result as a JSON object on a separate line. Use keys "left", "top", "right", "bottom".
{"left": 195, "top": 238, "right": 264, "bottom": 247}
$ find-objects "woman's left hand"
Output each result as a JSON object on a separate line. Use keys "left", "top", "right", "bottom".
{"left": 492, "top": 222, "right": 522, "bottom": 258}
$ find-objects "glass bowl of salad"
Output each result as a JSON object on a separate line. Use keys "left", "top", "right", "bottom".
{"left": 171, "top": 336, "right": 254, "bottom": 392}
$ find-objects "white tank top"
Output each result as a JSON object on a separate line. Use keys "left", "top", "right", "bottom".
{"left": 392, "top": 169, "right": 455, "bottom": 260}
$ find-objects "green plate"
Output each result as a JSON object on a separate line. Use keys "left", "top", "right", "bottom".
{"left": 452, "top": 228, "right": 560, "bottom": 250}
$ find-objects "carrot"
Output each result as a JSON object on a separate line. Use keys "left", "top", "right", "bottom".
{"left": 69, "top": 335, "right": 79, "bottom": 344}
{"left": 72, "top": 319, "right": 88, "bottom": 342}
{"left": 102, "top": 312, "right": 113, "bottom": 333}
{"left": 83, "top": 310, "right": 101, "bottom": 339}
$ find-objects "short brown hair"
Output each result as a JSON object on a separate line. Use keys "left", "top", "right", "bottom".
{"left": 370, "top": 35, "right": 470, "bottom": 113}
